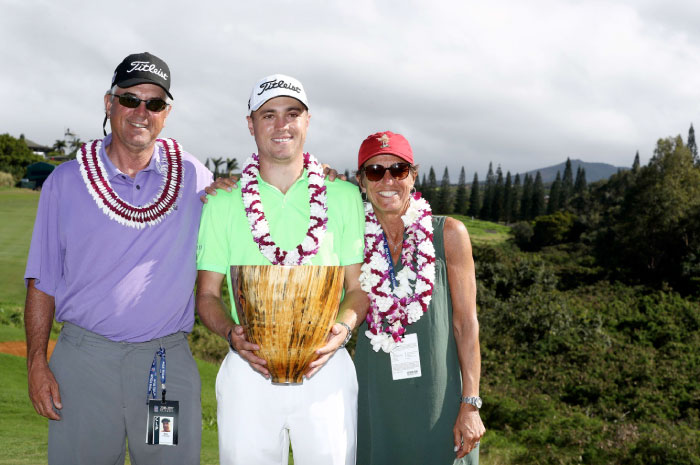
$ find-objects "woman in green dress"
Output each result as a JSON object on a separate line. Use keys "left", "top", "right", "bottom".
{"left": 354, "top": 131, "right": 485, "bottom": 465}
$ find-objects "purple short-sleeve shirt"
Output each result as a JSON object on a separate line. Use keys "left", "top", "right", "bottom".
{"left": 24, "top": 135, "right": 213, "bottom": 342}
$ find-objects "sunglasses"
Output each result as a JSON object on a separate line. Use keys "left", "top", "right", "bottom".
{"left": 110, "top": 93, "right": 170, "bottom": 112}
{"left": 362, "top": 162, "right": 412, "bottom": 182}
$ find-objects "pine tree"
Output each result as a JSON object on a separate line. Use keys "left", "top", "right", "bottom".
{"left": 492, "top": 165, "right": 505, "bottom": 222}
{"left": 480, "top": 162, "right": 495, "bottom": 220}
{"left": 511, "top": 173, "right": 521, "bottom": 222}
{"left": 632, "top": 151, "right": 641, "bottom": 173}
{"left": 569, "top": 166, "right": 588, "bottom": 213}
{"left": 435, "top": 167, "right": 453, "bottom": 214}
{"left": 454, "top": 166, "right": 469, "bottom": 215}
{"left": 423, "top": 167, "right": 438, "bottom": 206}
{"left": 561, "top": 158, "right": 574, "bottom": 207}
{"left": 688, "top": 123, "right": 698, "bottom": 163}
{"left": 414, "top": 172, "right": 423, "bottom": 193}
{"left": 428, "top": 167, "right": 438, "bottom": 195}
{"left": 503, "top": 171, "right": 513, "bottom": 223}
{"left": 520, "top": 174, "right": 533, "bottom": 220}
{"left": 532, "top": 171, "right": 546, "bottom": 218}
{"left": 547, "top": 171, "right": 562, "bottom": 214}
{"left": 574, "top": 166, "right": 587, "bottom": 194}
{"left": 468, "top": 172, "right": 480, "bottom": 217}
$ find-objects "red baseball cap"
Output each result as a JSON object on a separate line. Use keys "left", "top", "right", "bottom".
{"left": 357, "top": 131, "right": 414, "bottom": 169}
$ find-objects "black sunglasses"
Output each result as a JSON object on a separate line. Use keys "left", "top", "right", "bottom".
{"left": 110, "top": 93, "right": 170, "bottom": 112}
{"left": 362, "top": 162, "right": 412, "bottom": 182}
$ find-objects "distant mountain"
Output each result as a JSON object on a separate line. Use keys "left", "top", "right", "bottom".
{"left": 520, "top": 159, "right": 627, "bottom": 184}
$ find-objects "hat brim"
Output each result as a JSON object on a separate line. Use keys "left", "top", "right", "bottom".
{"left": 249, "top": 95, "right": 308, "bottom": 115}
{"left": 115, "top": 77, "right": 173, "bottom": 100}
{"left": 360, "top": 150, "right": 414, "bottom": 168}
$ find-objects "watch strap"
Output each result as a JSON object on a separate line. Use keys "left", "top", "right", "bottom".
{"left": 460, "top": 395, "right": 482, "bottom": 408}
{"left": 338, "top": 322, "right": 352, "bottom": 348}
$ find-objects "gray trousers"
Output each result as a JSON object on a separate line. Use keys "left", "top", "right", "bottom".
{"left": 48, "top": 323, "right": 202, "bottom": 465}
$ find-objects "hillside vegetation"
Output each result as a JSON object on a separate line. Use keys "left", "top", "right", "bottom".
{"left": 475, "top": 242, "right": 699, "bottom": 464}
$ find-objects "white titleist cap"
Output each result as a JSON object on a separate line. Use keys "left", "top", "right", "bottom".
{"left": 247, "top": 74, "right": 309, "bottom": 115}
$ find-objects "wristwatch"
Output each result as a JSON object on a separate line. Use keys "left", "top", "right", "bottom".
{"left": 226, "top": 327, "right": 238, "bottom": 353}
{"left": 460, "top": 396, "right": 482, "bottom": 409}
{"left": 338, "top": 322, "right": 353, "bottom": 349}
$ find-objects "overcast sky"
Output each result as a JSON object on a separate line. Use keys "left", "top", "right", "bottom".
{"left": 3, "top": 0, "right": 700, "bottom": 178}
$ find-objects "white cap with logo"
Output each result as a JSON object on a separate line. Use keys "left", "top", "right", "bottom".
{"left": 247, "top": 74, "right": 309, "bottom": 115}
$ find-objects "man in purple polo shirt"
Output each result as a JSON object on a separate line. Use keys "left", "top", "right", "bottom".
{"left": 24, "top": 52, "right": 212, "bottom": 464}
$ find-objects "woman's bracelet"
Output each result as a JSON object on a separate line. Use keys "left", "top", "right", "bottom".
{"left": 338, "top": 322, "right": 353, "bottom": 348}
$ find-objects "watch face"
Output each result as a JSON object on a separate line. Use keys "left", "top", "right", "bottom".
{"left": 474, "top": 397, "right": 483, "bottom": 408}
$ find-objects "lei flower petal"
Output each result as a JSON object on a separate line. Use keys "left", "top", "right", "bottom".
{"left": 77, "top": 138, "right": 184, "bottom": 229}
{"left": 359, "top": 196, "right": 436, "bottom": 353}
{"left": 240, "top": 153, "right": 327, "bottom": 265}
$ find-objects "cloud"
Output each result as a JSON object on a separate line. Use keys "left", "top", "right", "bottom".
{"left": 2, "top": 0, "right": 700, "bottom": 177}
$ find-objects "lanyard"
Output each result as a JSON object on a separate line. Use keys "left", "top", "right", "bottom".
{"left": 382, "top": 231, "right": 398, "bottom": 289}
{"left": 147, "top": 347, "right": 166, "bottom": 404}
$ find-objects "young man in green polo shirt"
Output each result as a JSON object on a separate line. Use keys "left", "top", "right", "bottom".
{"left": 195, "top": 74, "right": 368, "bottom": 465}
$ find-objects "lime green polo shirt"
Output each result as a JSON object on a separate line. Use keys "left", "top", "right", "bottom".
{"left": 196, "top": 170, "right": 365, "bottom": 322}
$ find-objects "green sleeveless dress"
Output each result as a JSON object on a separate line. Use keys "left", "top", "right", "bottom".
{"left": 355, "top": 216, "right": 479, "bottom": 465}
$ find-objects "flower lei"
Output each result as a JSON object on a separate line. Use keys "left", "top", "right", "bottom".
{"left": 240, "top": 152, "right": 328, "bottom": 265}
{"left": 76, "top": 138, "right": 184, "bottom": 229}
{"left": 359, "top": 193, "right": 436, "bottom": 353}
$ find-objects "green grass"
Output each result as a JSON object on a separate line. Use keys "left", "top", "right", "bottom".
{"left": 0, "top": 353, "right": 48, "bottom": 465}
{"left": 0, "top": 188, "right": 38, "bottom": 306}
{"left": 451, "top": 215, "right": 511, "bottom": 246}
{"left": 0, "top": 324, "right": 25, "bottom": 342}
{"left": 197, "top": 359, "right": 221, "bottom": 465}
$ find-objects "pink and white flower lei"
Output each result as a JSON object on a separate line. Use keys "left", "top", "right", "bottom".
{"left": 77, "top": 138, "right": 184, "bottom": 229}
{"left": 240, "top": 152, "right": 328, "bottom": 265}
{"left": 360, "top": 193, "right": 436, "bottom": 353}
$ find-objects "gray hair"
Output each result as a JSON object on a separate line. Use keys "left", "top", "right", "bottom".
{"left": 105, "top": 85, "right": 118, "bottom": 104}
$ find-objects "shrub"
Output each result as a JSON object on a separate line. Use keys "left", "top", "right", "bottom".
{"left": 474, "top": 241, "right": 700, "bottom": 463}
{"left": 188, "top": 316, "right": 229, "bottom": 364}
{"left": 0, "top": 171, "right": 13, "bottom": 187}
{"left": 510, "top": 221, "right": 534, "bottom": 249}
{"left": 531, "top": 210, "right": 577, "bottom": 248}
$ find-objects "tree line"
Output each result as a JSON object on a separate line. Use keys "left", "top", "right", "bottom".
{"left": 414, "top": 158, "right": 588, "bottom": 222}
{"left": 401, "top": 123, "right": 700, "bottom": 295}
{"left": 518, "top": 123, "right": 700, "bottom": 295}
{"left": 0, "top": 132, "right": 244, "bottom": 187}
{"left": 0, "top": 134, "right": 47, "bottom": 183}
